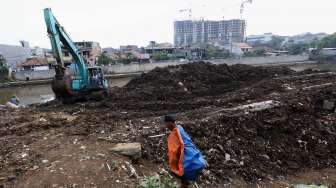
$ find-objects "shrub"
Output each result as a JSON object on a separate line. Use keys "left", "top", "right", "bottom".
{"left": 138, "top": 175, "right": 178, "bottom": 188}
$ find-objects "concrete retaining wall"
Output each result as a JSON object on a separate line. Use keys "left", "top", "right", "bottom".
{"left": 13, "top": 55, "right": 309, "bottom": 80}
{"left": 13, "top": 70, "right": 55, "bottom": 81}
{"left": 103, "top": 55, "right": 309, "bottom": 74}
{"left": 210, "top": 55, "right": 309, "bottom": 65}
{"left": 102, "top": 62, "right": 182, "bottom": 74}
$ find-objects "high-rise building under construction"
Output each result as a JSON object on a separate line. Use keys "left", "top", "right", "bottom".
{"left": 174, "top": 19, "right": 246, "bottom": 47}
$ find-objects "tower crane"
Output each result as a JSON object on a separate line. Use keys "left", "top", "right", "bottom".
{"left": 240, "top": 0, "right": 252, "bottom": 19}
{"left": 179, "top": 9, "right": 192, "bottom": 20}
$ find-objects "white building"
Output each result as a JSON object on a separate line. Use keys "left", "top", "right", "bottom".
{"left": 223, "top": 42, "right": 252, "bottom": 56}
{"left": 246, "top": 33, "right": 274, "bottom": 45}
{"left": 19, "top": 57, "right": 51, "bottom": 71}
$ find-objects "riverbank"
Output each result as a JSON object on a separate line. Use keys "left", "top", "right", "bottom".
{"left": 0, "top": 72, "right": 142, "bottom": 89}
{"left": 0, "top": 77, "right": 132, "bottom": 105}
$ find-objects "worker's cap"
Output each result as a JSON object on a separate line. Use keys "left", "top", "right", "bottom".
{"left": 162, "top": 114, "right": 176, "bottom": 123}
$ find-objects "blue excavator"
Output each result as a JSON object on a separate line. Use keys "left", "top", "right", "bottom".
{"left": 43, "top": 8, "right": 108, "bottom": 100}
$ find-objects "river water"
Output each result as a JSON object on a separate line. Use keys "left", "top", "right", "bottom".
{"left": 0, "top": 77, "right": 132, "bottom": 105}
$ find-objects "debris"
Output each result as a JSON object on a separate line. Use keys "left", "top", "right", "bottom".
{"left": 5, "top": 102, "right": 18, "bottom": 109}
{"left": 148, "top": 134, "right": 166, "bottom": 138}
{"left": 42, "top": 160, "right": 49, "bottom": 164}
{"left": 106, "top": 162, "right": 111, "bottom": 171}
{"left": 225, "top": 153, "right": 231, "bottom": 161}
{"left": 30, "top": 166, "right": 39, "bottom": 171}
{"left": 125, "top": 161, "right": 139, "bottom": 178}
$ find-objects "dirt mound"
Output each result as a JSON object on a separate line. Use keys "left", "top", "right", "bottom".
{"left": 142, "top": 87, "right": 336, "bottom": 183}
{"left": 114, "top": 62, "right": 293, "bottom": 101}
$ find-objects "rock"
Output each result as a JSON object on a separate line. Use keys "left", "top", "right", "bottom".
{"left": 110, "top": 143, "right": 141, "bottom": 158}
{"left": 323, "top": 100, "right": 334, "bottom": 110}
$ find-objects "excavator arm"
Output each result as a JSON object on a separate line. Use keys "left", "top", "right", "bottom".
{"left": 44, "top": 8, "right": 88, "bottom": 87}
{"left": 43, "top": 8, "right": 108, "bottom": 99}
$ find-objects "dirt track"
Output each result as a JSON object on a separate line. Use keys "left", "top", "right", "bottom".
{"left": 1, "top": 62, "right": 336, "bottom": 187}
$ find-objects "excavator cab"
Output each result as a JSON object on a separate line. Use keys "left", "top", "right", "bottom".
{"left": 88, "top": 67, "right": 108, "bottom": 90}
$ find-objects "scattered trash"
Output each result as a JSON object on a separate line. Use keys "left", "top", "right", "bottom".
{"left": 125, "top": 161, "right": 138, "bottom": 178}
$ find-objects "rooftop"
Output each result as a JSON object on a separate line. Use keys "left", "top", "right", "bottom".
{"left": 21, "top": 57, "right": 49, "bottom": 67}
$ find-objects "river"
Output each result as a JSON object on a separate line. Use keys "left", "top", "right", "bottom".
{"left": 0, "top": 77, "right": 132, "bottom": 105}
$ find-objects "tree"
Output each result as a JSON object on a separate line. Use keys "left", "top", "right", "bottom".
{"left": 205, "top": 47, "right": 232, "bottom": 59}
{"left": 152, "top": 51, "right": 169, "bottom": 61}
{"left": 267, "top": 36, "right": 285, "bottom": 50}
{"left": 317, "top": 33, "right": 336, "bottom": 48}
{"left": 0, "top": 55, "right": 9, "bottom": 81}
{"left": 245, "top": 48, "right": 266, "bottom": 57}
{"left": 97, "top": 53, "right": 112, "bottom": 65}
{"left": 285, "top": 42, "right": 309, "bottom": 55}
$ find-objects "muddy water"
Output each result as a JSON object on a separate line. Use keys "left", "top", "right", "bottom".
{"left": 0, "top": 77, "right": 132, "bottom": 105}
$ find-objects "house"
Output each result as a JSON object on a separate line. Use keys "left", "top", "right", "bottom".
{"left": 246, "top": 33, "right": 274, "bottom": 45}
{"left": 144, "top": 42, "right": 175, "bottom": 55}
{"left": 20, "top": 57, "right": 51, "bottom": 71}
{"left": 222, "top": 42, "right": 252, "bottom": 56}
{"left": 63, "top": 41, "right": 102, "bottom": 66}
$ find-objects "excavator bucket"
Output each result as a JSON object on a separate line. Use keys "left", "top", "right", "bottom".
{"left": 51, "top": 78, "right": 73, "bottom": 98}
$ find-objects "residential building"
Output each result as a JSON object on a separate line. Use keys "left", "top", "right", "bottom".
{"left": 222, "top": 42, "right": 252, "bottom": 56}
{"left": 174, "top": 48, "right": 205, "bottom": 60}
{"left": 145, "top": 42, "right": 175, "bottom": 55}
{"left": 0, "top": 41, "right": 31, "bottom": 70}
{"left": 246, "top": 33, "right": 274, "bottom": 45}
{"left": 62, "top": 41, "right": 102, "bottom": 66}
{"left": 76, "top": 41, "right": 102, "bottom": 66}
{"left": 31, "top": 47, "right": 49, "bottom": 58}
{"left": 174, "top": 19, "right": 246, "bottom": 47}
{"left": 120, "top": 45, "right": 139, "bottom": 53}
{"left": 19, "top": 57, "right": 51, "bottom": 71}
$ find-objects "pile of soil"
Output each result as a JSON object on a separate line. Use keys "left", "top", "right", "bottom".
{"left": 112, "top": 62, "right": 293, "bottom": 101}
{"left": 142, "top": 87, "right": 336, "bottom": 183}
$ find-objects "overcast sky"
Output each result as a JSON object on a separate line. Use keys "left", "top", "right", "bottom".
{"left": 0, "top": 0, "right": 335, "bottom": 48}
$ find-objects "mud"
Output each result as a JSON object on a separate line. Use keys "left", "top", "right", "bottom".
{"left": 1, "top": 62, "right": 336, "bottom": 187}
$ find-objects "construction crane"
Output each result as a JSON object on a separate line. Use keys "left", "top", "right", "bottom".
{"left": 43, "top": 8, "right": 108, "bottom": 100}
{"left": 240, "top": 0, "right": 253, "bottom": 19}
{"left": 179, "top": 8, "right": 192, "bottom": 20}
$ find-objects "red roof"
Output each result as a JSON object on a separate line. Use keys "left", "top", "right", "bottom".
{"left": 21, "top": 58, "right": 49, "bottom": 67}
{"left": 233, "top": 43, "right": 252, "bottom": 49}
